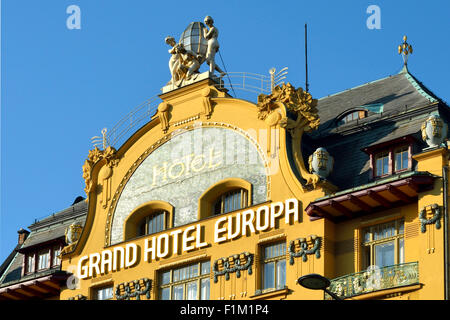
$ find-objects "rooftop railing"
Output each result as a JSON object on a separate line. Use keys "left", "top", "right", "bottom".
{"left": 95, "top": 68, "right": 288, "bottom": 150}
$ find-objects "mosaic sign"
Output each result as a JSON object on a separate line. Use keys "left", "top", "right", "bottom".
{"left": 110, "top": 126, "right": 268, "bottom": 245}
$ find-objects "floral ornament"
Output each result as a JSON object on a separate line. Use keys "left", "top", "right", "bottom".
{"left": 419, "top": 204, "right": 441, "bottom": 233}
{"left": 115, "top": 278, "right": 151, "bottom": 300}
{"left": 213, "top": 252, "right": 253, "bottom": 283}
{"left": 257, "top": 83, "right": 321, "bottom": 188}
{"left": 82, "top": 146, "right": 119, "bottom": 199}
{"left": 288, "top": 236, "right": 321, "bottom": 265}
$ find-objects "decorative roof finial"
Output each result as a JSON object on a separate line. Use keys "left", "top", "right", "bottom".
{"left": 398, "top": 35, "right": 413, "bottom": 68}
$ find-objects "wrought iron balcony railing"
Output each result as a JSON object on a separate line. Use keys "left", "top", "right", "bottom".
{"left": 325, "top": 262, "right": 419, "bottom": 300}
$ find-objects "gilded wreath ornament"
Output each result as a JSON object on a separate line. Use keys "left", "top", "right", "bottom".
{"left": 419, "top": 203, "right": 441, "bottom": 233}
{"left": 288, "top": 235, "right": 321, "bottom": 265}
{"left": 213, "top": 252, "right": 253, "bottom": 283}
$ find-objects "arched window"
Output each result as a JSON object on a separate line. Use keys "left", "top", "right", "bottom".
{"left": 137, "top": 211, "right": 167, "bottom": 236}
{"left": 212, "top": 188, "right": 248, "bottom": 215}
{"left": 124, "top": 201, "right": 173, "bottom": 241}
{"left": 198, "top": 178, "right": 252, "bottom": 220}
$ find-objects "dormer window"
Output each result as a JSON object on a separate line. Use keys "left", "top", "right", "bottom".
{"left": 373, "top": 146, "right": 411, "bottom": 178}
{"left": 339, "top": 110, "right": 367, "bottom": 125}
{"left": 364, "top": 136, "right": 415, "bottom": 180}
{"left": 23, "top": 244, "right": 63, "bottom": 275}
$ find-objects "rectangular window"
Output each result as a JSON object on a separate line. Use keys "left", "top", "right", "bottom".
{"left": 261, "top": 242, "right": 286, "bottom": 291}
{"left": 37, "top": 249, "right": 50, "bottom": 270}
{"left": 375, "top": 152, "right": 390, "bottom": 177}
{"left": 94, "top": 286, "right": 114, "bottom": 300}
{"left": 52, "top": 245, "right": 61, "bottom": 267}
{"left": 26, "top": 254, "right": 35, "bottom": 274}
{"left": 159, "top": 261, "right": 210, "bottom": 300}
{"left": 394, "top": 146, "right": 409, "bottom": 172}
{"left": 362, "top": 219, "right": 404, "bottom": 269}
{"left": 372, "top": 145, "right": 412, "bottom": 179}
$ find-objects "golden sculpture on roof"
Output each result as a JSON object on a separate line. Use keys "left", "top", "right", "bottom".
{"left": 257, "top": 83, "right": 321, "bottom": 188}
{"left": 398, "top": 35, "right": 413, "bottom": 66}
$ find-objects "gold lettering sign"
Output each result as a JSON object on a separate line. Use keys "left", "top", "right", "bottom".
{"left": 151, "top": 148, "right": 222, "bottom": 187}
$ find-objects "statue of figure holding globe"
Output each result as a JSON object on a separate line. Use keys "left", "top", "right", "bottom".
{"left": 164, "top": 16, "right": 226, "bottom": 88}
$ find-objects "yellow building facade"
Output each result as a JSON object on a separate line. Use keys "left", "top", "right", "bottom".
{"left": 59, "top": 31, "right": 450, "bottom": 301}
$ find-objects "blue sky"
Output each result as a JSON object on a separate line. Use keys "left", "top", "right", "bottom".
{"left": 1, "top": 0, "right": 449, "bottom": 261}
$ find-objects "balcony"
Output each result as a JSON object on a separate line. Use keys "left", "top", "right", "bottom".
{"left": 325, "top": 262, "right": 419, "bottom": 300}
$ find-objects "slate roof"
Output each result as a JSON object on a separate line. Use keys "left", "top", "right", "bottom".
{"left": 304, "top": 69, "right": 447, "bottom": 190}
{"left": 0, "top": 198, "right": 87, "bottom": 288}
{"left": 20, "top": 199, "right": 87, "bottom": 251}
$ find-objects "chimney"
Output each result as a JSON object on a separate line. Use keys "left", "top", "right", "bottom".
{"left": 17, "top": 228, "right": 30, "bottom": 245}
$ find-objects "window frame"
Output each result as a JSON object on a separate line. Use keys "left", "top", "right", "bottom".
{"left": 25, "top": 253, "right": 35, "bottom": 274}
{"left": 137, "top": 210, "right": 167, "bottom": 237}
{"left": 158, "top": 261, "right": 211, "bottom": 300}
{"left": 123, "top": 201, "right": 174, "bottom": 241}
{"left": 92, "top": 284, "right": 114, "bottom": 300}
{"left": 198, "top": 178, "right": 252, "bottom": 220}
{"left": 361, "top": 218, "right": 405, "bottom": 269}
{"left": 338, "top": 110, "right": 368, "bottom": 125}
{"left": 212, "top": 188, "right": 249, "bottom": 215}
{"left": 371, "top": 143, "right": 413, "bottom": 179}
{"left": 260, "top": 241, "right": 287, "bottom": 293}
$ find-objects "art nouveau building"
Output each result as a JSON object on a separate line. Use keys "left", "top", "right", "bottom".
{"left": 0, "top": 197, "right": 87, "bottom": 300}
{"left": 56, "top": 39, "right": 450, "bottom": 300}
{"left": 1, "top": 27, "right": 449, "bottom": 300}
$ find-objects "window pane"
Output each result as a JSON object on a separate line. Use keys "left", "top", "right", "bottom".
{"left": 186, "top": 281, "right": 198, "bottom": 300}
{"left": 402, "top": 151, "right": 408, "bottom": 169}
{"left": 374, "top": 241, "right": 395, "bottom": 268}
{"left": 173, "top": 269, "right": 179, "bottom": 282}
{"left": 38, "top": 251, "right": 49, "bottom": 270}
{"left": 161, "top": 271, "right": 170, "bottom": 285}
{"left": 27, "top": 255, "right": 34, "bottom": 273}
{"left": 161, "top": 287, "right": 170, "bottom": 300}
{"left": 201, "top": 261, "right": 210, "bottom": 275}
{"left": 53, "top": 246, "right": 61, "bottom": 266}
{"left": 263, "top": 262, "right": 275, "bottom": 289}
{"left": 276, "top": 260, "right": 286, "bottom": 289}
{"left": 395, "top": 152, "right": 402, "bottom": 171}
{"left": 200, "top": 278, "right": 210, "bottom": 300}
{"left": 173, "top": 285, "right": 183, "bottom": 300}
{"left": 383, "top": 157, "right": 389, "bottom": 175}
{"left": 264, "top": 242, "right": 285, "bottom": 259}
{"left": 364, "top": 230, "right": 371, "bottom": 243}
{"left": 190, "top": 264, "right": 198, "bottom": 278}
{"left": 398, "top": 220, "right": 404, "bottom": 235}
{"left": 399, "top": 238, "right": 405, "bottom": 264}
{"left": 97, "top": 287, "right": 113, "bottom": 300}
{"left": 376, "top": 158, "right": 383, "bottom": 176}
